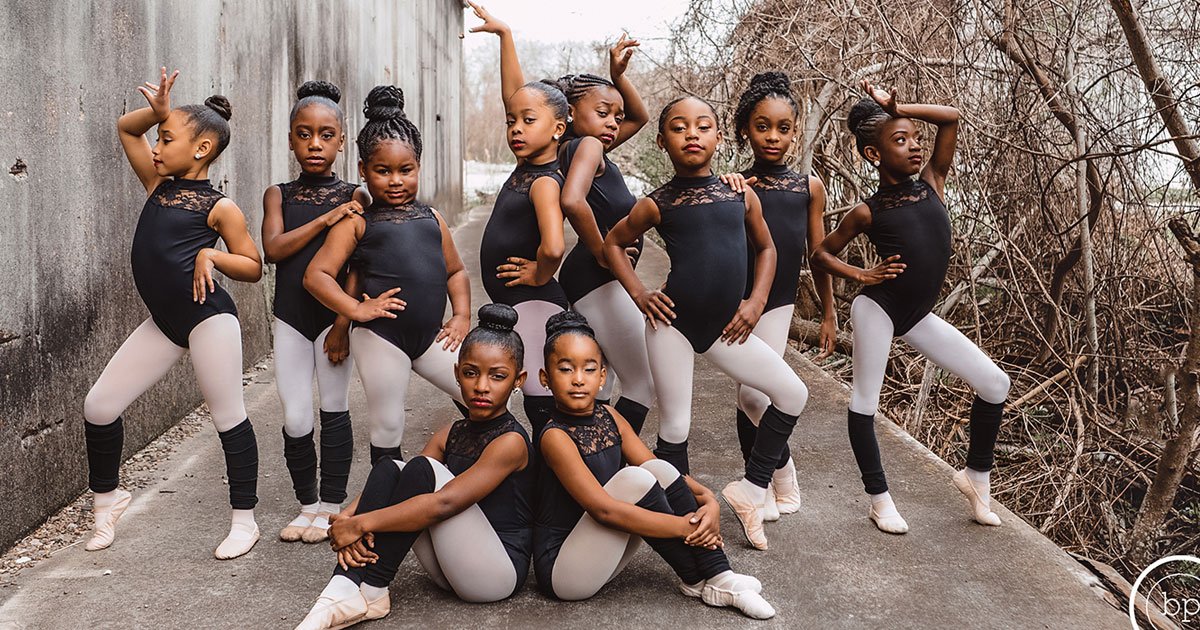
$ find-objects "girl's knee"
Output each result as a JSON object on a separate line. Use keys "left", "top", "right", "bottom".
{"left": 976, "top": 367, "right": 1010, "bottom": 404}
{"left": 83, "top": 388, "right": 120, "bottom": 426}
{"left": 606, "top": 466, "right": 658, "bottom": 502}
{"left": 773, "top": 375, "right": 808, "bottom": 416}
{"left": 640, "top": 459, "right": 681, "bottom": 487}
{"left": 738, "top": 386, "right": 769, "bottom": 421}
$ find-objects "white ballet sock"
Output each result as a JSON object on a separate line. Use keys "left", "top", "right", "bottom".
{"left": 288, "top": 503, "right": 319, "bottom": 528}
{"left": 870, "top": 492, "right": 900, "bottom": 518}
{"left": 360, "top": 583, "right": 388, "bottom": 602}
{"left": 93, "top": 489, "right": 120, "bottom": 508}
{"left": 706, "top": 570, "right": 762, "bottom": 593}
{"left": 700, "top": 570, "right": 775, "bottom": 619}
{"left": 318, "top": 501, "right": 342, "bottom": 515}
{"left": 734, "top": 478, "right": 768, "bottom": 506}
{"left": 324, "top": 575, "right": 362, "bottom": 601}
{"left": 214, "top": 509, "right": 259, "bottom": 559}
{"left": 965, "top": 468, "right": 991, "bottom": 504}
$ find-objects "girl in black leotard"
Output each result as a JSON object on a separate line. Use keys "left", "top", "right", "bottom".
{"left": 533, "top": 310, "right": 773, "bottom": 618}
{"left": 550, "top": 37, "right": 656, "bottom": 435}
{"left": 263, "top": 81, "right": 370, "bottom": 544}
{"left": 811, "top": 80, "right": 1011, "bottom": 534}
{"left": 305, "top": 86, "right": 469, "bottom": 466}
{"left": 295, "top": 304, "right": 535, "bottom": 630}
{"left": 726, "top": 72, "right": 838, "bottom": 523}
{"left": 469, "top": 2, "right": 570, "bottom": 435}
{"left": 83, "top": 68, "right": 263, "bottom": 560}
{"left": 603, "top": 96, "right": 810, "bottom": 551}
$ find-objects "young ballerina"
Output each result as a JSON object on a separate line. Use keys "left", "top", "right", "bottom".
{"left": 84, "top": 67, "right": 263, "bottom": 559}
{"left": 602, "top": 96, "right": 810, "bottom": 550}
{"left": 263, "top": 80, "right": 369, "bottom": 544}
{"left": 469, "top": 1, "right": 570, "bottom": 434}
{"left": 552, "top": 36, "right": 657, "bottom": 435}
{"left": 294, "top": 304, "right": 535, "bottom": 630}
{"left": 729, "top": 71, "right": 838, "bottom": 522}
{"left": 304, "top": 85, "right": 469, "bottom": 465}
{"left": 810, "top": 80, "right": 1011, "bottom": 533}
{"left": 533, "top": 310, "right": 773, "bottom": 618}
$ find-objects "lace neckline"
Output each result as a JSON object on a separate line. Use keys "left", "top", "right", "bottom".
{"left": 877, "top": 177, "right": 921, "bottom": 191}
{"left": 668, "top": 174, "right": 719, "bottom": 189}
{"left": 368, "top": 200, "right": 420, "bottom": 212}
{"left": 518, "top": 159, "right": 559, "bottom": 174}
{"left": 170, "top": 178, "right": 212, "bottom": 189}
{"left": 465, "top": 411, "right": 514, "bottom": 434}
{"left": 749, "top": 161, "right": 790, "bottom": 176}
{"left": 297, "top": 172, "right": 339, "bottom": 187}
{"left": 550, "top": 406, "right": 597, "bottom": 427}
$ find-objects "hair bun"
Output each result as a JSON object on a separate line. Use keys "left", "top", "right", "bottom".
{"left": 363, "top": 85, "right": 406, "bottom": 122}
{"left": 297, "top": 80, "right": 342, "bottom": 104}
{"left": 847, "top": 97, "right": 886, "bottom": 134}
{"left": 478, "top": 303, "right": 518, "bottom": 332}
{"left": 750, "top": 71, "right": 791, "bottom": 94}
{"left": 543, "top": 75, "right": 573, "bottom": 96}
{"left": 545, "top": 309, "right": 594, "bottom": 337}
{"left": 204, "top": 95, "right": 232, "bottom": 121}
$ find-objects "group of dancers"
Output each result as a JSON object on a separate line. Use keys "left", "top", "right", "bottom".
{"left": 79, "top": 2, "right": 1012, "bottom": 626}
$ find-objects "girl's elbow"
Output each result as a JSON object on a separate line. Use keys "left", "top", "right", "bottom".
{"left": 302, "top": 269, "right": 320, "bottom": 292}
{"left": 430, "top": 495, "right": 461, "bottom": 523}
{"left": 589, "top": 506, "right": 618, "bottom": 528}
{"left": 544, "top": 244, "right": 566, "bottom": 261}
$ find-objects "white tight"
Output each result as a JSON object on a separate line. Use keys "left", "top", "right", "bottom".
{"left": 350, "top": 328, "right": 463, "bottom": 449}
{"left": 404, "top": 458, "right": 520, "bottom": 603}
{"left": 273, "top": 319, "right": 353, "bottom": 438}
{"left": 735, "top": 305, "right": 795, "bottom": 425}
{"left": 549, "top": 459, "right": 679, "bottom": 601}
{"left": 513, "top": 300, "right": 565, "bottom": 397}
{"left": 573, "top": 280, "right": 656, "bottom": 407}
{"left": 849, "top": 295, "right": 1010, "bottom": 415}
{"left": 84, "top": 314, "right": 247, "bottom": 432}
{"left": 647, "top": 323, "right": 809, "bottom": 444}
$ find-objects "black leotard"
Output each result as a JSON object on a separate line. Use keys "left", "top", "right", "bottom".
{"left": 649, "top": 175, "right": 747, "bottom": 352}
{"left": 860, "top": 177, "right": 952, "bottom": 336}
{"left": 479, "top": 161, "right": 569, "bottom": 308}
{"left": 444, "top": 411, "right": 534, "bottom": 591}
{"left": 533, "top": 405, "right": 624, "bottom": 594}
{"left": 131, "top": 178, "right": 238, "bottom": 348}
{"left": 557, "top": 138, "right": 641, "bottom": 303}
{"left": 350, "top": 202, "right": 447, "bottom": 359}
{"left": 532, "top": 405, "right": 733, "bottom": 594}
{"left": 742, "top": 162, "right": 810, "bottom": 311}
{"left": 273, "top": 173, "right": 358, "bottom": 341}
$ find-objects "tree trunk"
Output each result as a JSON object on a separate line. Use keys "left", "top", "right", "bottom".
{"left": 1107, "top": 0, "right": 1200, "bottom": 565}
{"left": 1127, "top": 219, "right": 1200, "bottom": 563}
{"left": 1108, "top": 0, "right": 1200, "bottom": 190}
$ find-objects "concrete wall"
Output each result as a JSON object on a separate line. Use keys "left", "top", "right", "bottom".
{"left": 0, "top": 0, "right": 464, "bottom": 550}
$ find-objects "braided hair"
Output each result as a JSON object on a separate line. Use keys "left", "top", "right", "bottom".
{"left": 461, "top": 304, "right": 524, "bottom": 367}
{"left": 177, "top": 95, "right": 232, "bottom": 158}
{"left": 357, "top": 85, "right": 422, "bottom": 161}
{"left": 290, "top": 80, "right": 343, "bottom": 123}
{"left": 847, "top": 97, "right": 892, "bottom": 159}
{"left": 657, "top": 95, "right": 718, "bottom": 133}
{"left": 545, "top": 73, "right": 618, "bottom": 140}
{"left": 733, "top": 71, "right": 799, "bottom": 149}
{"left": 543, "top": 310, "right": 603, "bottom": 362}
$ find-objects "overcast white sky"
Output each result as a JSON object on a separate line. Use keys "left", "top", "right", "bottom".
{"left": 461, "top": 0, "right": 693, "bottom": 53}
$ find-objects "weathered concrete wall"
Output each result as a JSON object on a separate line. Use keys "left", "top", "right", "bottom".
{"left": 0, "top": 0, "right": 463, "bottom": 550}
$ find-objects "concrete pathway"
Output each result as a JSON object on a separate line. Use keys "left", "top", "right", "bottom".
{"left": 0, "top": 205, "right": 1129, "bottom": 629}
